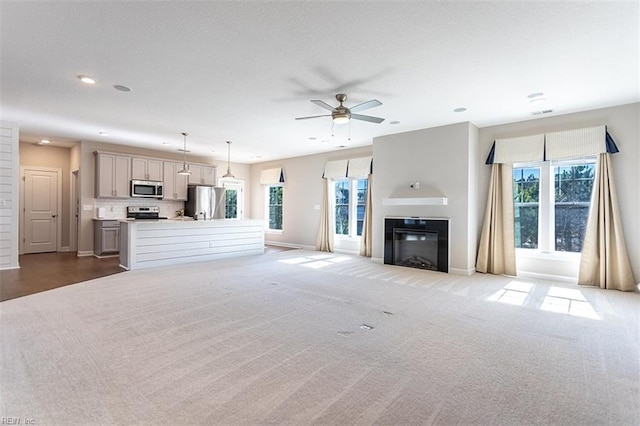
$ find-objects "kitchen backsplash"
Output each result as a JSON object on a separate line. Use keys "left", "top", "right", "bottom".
{"left": 93, "top": 198, "right": 185, "bottom": 219}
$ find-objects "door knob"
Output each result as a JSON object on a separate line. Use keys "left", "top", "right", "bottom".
{"left": 52, "top": 214, "right": 57, "bottom": 218}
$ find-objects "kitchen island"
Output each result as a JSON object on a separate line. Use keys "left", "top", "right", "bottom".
{"left": 119, "top": 218, "right": 264, "bottom": 270}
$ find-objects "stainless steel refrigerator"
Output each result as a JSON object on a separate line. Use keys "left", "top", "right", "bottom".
{"left": 185, "top": 185, "right": 226, "bottom": 220}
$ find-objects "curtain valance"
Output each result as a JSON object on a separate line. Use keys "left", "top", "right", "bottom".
{"left": 485, "top": 125, "right": 619, "bottom": 164}
{"left": 323, "top": 157, "right": 372, "bottom": 179}
{"left": 347, "top": 156, "right": 373, "bottom": 177}
{"left": 259, "top": 167, "right": 285, "bottom": 184}
{"left": 494, "top": 134, "right": 545, "bottom": 164}
{"left": 545, "top": 125, "right": 606, "bottom": 160}
{"left": 323, "top": 159, "right": 349, "bottom": 179}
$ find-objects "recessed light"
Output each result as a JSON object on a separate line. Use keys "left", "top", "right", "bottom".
{"left": 527, "top": 92, "right": 545, "bottom": 99}
{"left": 98, "top": 131, "right": 109, "bottom": 136}
{"left": 309, "top": 137, "right": 317, "bottom": 140}
{"left": 39, "top": 139, "right": 50, "bottom": 145}
{"left": 162, "top": 142, "right": 170, "bottom": 145}
{"left": 529, "top": 97, "right": 547, "bottom": 104}
{"left": 389, "top": 121, "right": 400, "bottom": 125}
{"left": 113, "top": 84, "right": 132, "bottom": 92}
{"left": 453, "top": 107, "right": 467, "bottom": 113}
{"left": 177, "top": 148, "right": 190, "bottom": 153}
{"left": 251, "top": 155, "right": 262, "bottom": 159}
{"left": 77, "top": 75, "right": 98, "bottom": 84}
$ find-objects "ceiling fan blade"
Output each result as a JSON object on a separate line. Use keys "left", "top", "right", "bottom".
{"left": 351, "top": 114, "right": 385, "bottom": 124}
{"left": 295, "top": 114, "right": 331, "bottom": 120}
{"left": 310, "top": 100, "right": 337, "bottom": 112}
{"left": 349, "top": 99, "right": 382, "bottom": 113}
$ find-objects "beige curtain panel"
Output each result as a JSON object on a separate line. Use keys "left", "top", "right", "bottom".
{"left": 359, "top": 174, "right": 373, "bottom": 257}
{"left": 316, "top": 178, "right": 334, "bottom": 252}
{"left": 476, "top": 163, "right": 517, "bottom": 275}
{"left": 578, "top": 153, "right": 636, "bottom": 291}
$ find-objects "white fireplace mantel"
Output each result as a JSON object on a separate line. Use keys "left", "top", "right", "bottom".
{"left": 383, "top": 185, "right": 448, "bottom": 206}
{"left": 383, "top": 197, "right": 448, "bottom": 206}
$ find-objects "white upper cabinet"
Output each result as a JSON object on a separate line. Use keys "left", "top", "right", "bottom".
{"left": 132, "top": 157, "right": 163, "bottom": 181}
{"left": 163, "top": 161, "right": 188, "bottom": 200}
{"left": 95, "top": 152, "right": 131, "bottom": 198}
{"left": 188, "top": 164, "right": 216, "bottom": 185}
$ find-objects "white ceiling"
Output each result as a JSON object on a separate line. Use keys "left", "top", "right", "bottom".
{"left": 1, "top": 1, "right": 638, "bottom": 164}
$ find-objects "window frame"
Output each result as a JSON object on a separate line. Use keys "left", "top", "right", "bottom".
{"left": 513, "top": 157, "right": 596, "bottom": 257}
{"left": 264, "top": 184, "right": 283, "bottom": 233}
{"left": 331, "top": 177, "right": 368, "bottom": 240}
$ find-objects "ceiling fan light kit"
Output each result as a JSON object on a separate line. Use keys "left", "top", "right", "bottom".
{"left": 296, "top": 93, "right": 384, "bottom": 125}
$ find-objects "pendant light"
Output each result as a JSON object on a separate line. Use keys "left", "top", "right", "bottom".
{"left": 177, "top": 132, "right": 191, "bottom": 175}
{"left": 222, "top": 140, "right": 235, "bottom": 178}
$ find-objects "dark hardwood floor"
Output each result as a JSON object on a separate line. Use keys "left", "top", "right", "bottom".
{"left": 0, "top": 252, "right": 124, "bottom": 302}
{"left": 0, "top": 246, "right": 297, "bottom": 302}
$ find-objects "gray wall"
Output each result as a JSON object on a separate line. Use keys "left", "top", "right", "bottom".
{"left": 372, "top": 122, "right": 479, "bottom": 274}
{"left": 477, "top": 102, "right": 640, "bottom": 281}
{"left": 20, "top": 143, "right": 72, "bottom": 249}
{"left": 249, "top": 146, "right": 373, "bottom": 249}
{"left": 249, "top": 102, "right": 639, "bottom": 283}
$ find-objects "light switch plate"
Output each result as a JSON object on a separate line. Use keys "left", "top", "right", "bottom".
{"left": 83, "top": 205, "right": 93, "bottom": 211}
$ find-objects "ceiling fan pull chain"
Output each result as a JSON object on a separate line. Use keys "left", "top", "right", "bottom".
{"left": 331, "top": 121, "right": 335, "bottom": 138}
{"left": 348, "top": 121, "right": 351, "bottom": 141}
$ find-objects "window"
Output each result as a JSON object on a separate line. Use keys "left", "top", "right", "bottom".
{"left": 218, "top": 178, "right": 244, "bottom": 220}
{"left": 266, "top": 185, "right": 283, "bottom": 231}
{"left": 225, "top": 190, "right": 237, "bottom": 219}
{"left": 513, "top": 159, "right": 596, "bottom": 253}
{"left": 333, "top": 178, "right": 368, "bottom": 237}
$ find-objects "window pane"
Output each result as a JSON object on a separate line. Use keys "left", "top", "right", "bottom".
{"left": 225, "top": 189, "right": 237, "bottom": 219}
{"left": 356, "top": 179, "right": 368, "bottom": 236}
{"left": 513, "top": 167, "right": 539, "bottom": 249}
{"left": 268, "top": 186, "right": 283, "bottom": 230}
{"left": 554, "top": 163, "right": 595, "bottom": 252}
{"left": 335, "top": 180, "right": 349, "bottom": 235}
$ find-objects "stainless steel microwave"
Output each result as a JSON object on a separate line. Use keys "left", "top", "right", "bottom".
{"left": 130, "top": 180, "right": 163, "bottom": 199}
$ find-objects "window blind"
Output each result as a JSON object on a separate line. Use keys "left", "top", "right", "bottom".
{"left": 259, "top": 167, "right": 285, "bottom": 184}
{"left": 346, "top": 156, "right": 372, "bottom": 177}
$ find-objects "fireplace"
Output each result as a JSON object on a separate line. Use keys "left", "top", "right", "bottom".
{"left": 384, "top": 217, "right": 449, "bottom": 272}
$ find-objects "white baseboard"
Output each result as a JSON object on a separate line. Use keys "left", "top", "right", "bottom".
{"left": 77, "top": 250, "right": 94, "bottom": 257}
{"left": 0, "top": 265, "right": 20, "bottom": 271}
{"left": 371, "top": 257, "right": 383, "bottom": 264}
{"left": 60, "top": 246, "right": 70, "bottom": 252}
{"left": 93, "top": 254, "right": 119, "bottom": 259}
{"left": 517, "top": 270, "right": 577, "bottom": 284}
{"left": 450, "top": 267, "right": 476, "bottom": 276}
{"left": 265, "top": 241, "right": 303, "bottom": 249}
{"left": 333, "top": 248, "right": 359, "bottom": 256}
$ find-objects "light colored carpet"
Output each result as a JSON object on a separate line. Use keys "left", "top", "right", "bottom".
{"left": 1, "top": 249, "right": 638, "bottom": 425}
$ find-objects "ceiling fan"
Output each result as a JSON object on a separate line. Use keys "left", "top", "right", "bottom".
{"left": 295, "top": 93, "right": 384, "bottom": 124}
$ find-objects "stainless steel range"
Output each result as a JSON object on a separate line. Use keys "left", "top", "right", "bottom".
{"left": 126, "top": 206, "right": 167, "bottom": 220}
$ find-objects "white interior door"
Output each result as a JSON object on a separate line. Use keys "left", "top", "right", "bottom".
{"left": 22, "top": 168, "right": 59, "bottom": 253}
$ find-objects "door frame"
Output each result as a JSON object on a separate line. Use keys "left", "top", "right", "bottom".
{"left": 218, "top": 178, "right": 244, "bottom": 220}
{"left": 70, "top": 169, "right": 79, "bottom": 252}
{"left": 19, "top": 166, "right": 63, "bottom": 254}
